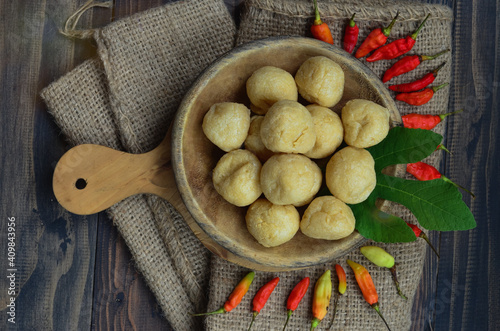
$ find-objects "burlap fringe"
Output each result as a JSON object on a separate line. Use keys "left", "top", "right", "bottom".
{"left": 59, "top": 0, "right": 113, "bottom": 39}
{"left": 245, "top": 0, "right": 453, "bottom": 22}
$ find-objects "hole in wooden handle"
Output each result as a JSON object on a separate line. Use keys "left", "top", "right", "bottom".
{"left": 75, "top": 178, "right": 87, "bottom": 190}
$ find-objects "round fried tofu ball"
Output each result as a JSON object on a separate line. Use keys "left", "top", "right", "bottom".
{"left": 304, "top": 104, "right": 344, "bottom": 159}
{"left": 246, "top": 199, "right": 300, "bottom": 247}
{"left": 295, "top": 56, "right": 345, "bottom": 107}
{"left": 325, "top": 146, "right": 376, "bottom": 204}
{"left": 246, "top": 66, "right": 298, "bottom": 113}
{"left": 300, "top": 196, "right": 356, "bottom": 240}
{"left": 260, "top": 100, "right": 316, "bottom": 154}
{"left": 244, "top": 116, "right": 275, "bottom": 162}
{"left": 212, "top": 149, "right": 262, "bottom": 207}
{"left": 202, "top": 102, "right": 250, "bottom": 152}
{"left": 342, "top": 99, "right": 390, "bottom": 148}
{"left": 261, "top": 154, "right": 322, "bottom": 206}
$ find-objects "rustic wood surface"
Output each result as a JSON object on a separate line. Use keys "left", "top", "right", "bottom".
{"left": 0, "top": 0, "right": 498, "bottom": 330}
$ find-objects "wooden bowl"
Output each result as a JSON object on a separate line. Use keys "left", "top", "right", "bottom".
{"left": 172, "top": 36, "right": 402, "bottom": 270}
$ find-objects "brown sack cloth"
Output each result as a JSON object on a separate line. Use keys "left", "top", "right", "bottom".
{"left": 41, "top": 0, "right": 453, "bottom": 330}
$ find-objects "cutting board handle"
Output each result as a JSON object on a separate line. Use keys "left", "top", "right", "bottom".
{"left": 52, "top": 133, "right": 176, "bottom": 215}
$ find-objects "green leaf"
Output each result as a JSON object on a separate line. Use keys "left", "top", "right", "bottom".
{"left": 368, "top": 127, "right": 442, "bottom": 172}
{"left": 347, "top": 127, "right": 476, "bottom": 243}
{"left": 351, "top": 193, "right": 416, "bottom": 243}
{"left": 375, "top": 174, "right": 476, "bottom": 231}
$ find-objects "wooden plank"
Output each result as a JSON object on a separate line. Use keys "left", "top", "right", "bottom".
{"left": 92, "top": 214, "right": 172, "bottom": 330}
{"left": 0, "top": 0, "right": 111, "bottom": 330}
{"left": 433, "top": 0, "right": 500, "bottom": 329}
{"left": 410, "top": 233, "right": 441, "bottom": 330}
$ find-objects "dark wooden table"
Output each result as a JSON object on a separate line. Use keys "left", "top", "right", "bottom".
{"left": 1, "top": 0, "right": 498, "bottom": 330}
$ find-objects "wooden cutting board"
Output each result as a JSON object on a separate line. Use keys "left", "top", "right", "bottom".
{"left": 52, "top": 126, "right": 291, "bottom": 271}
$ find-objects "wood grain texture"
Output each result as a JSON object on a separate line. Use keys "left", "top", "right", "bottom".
{"left": 0, "top": 0, "right": 112, "bottom": 330}
{"left": 92, "top": 216, "right": 171, "bottom": 330}
{"left": 433, "top": 0, "right": 500, "bottom": 330}
{"left": 0, "top": 0, "right": 498, "bottom": 330}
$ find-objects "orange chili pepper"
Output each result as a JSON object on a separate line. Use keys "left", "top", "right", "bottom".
{"left": 347, "top": 260, "right": 392, "bottom": 331}
{"left": 192, "top": 271, "right": 255, "bottom": 316}
{"left": 283, "top": 277, "right": 310, "bottom": 331}
{"left": 329, "top": 264, "right": 347, "bottom": 327}
{"left": 336, "top": 264, "right": 347, "bottom": 295}
{"left": 311, "top": 0, "right": 334, "bottom": 44}
{"left": 248, "top": 277, "right": 279, "bottom": 330}
{"left": 311, "top": 270, "right": 332, "bottom": 331}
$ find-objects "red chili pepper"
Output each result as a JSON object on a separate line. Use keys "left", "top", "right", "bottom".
{"left": 402, "top": 109, "right": 463, "bottom": 129}
{"left": 192, "top": 271, "right": 255, "bottom": 316}
{"left": 248, "top": 277, "right": 279, "bottom": 330}
{"left": 311, "top": 270, "right": 332, "bottom": 331}
{"left": 406, "top": 222, "right": 440, "bottom": 258}
{"left": 311, "top": 0, "right": 334, "bottom": 44}
{"left": 383, "top": 49, "right": 449, "bottom": 83}
{"left": 283, "top": 277, "right": 310, "bottom": 330}
{"left": 347, "top": 260, "right": 392, "bottom": 331}
{"left": 389, "top": 62, "right": 446, "bottom": 91}
{"left": 367, "top": 13, "right": 431, "bottom": 62}
{"left": 406, "top": 161, "right": 475, "bottom": 198}
{"left": 395, "top": 82, "right": 448, "bottom": 106}
{"left": 355, "top": 12, "right": 399, "bottom": 59}
{"left": 343, "top": 13, "right": 359, "bottom": 54}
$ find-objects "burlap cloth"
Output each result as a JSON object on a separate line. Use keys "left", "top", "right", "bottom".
{"left": 40, "top": 0, "right": 453, "bottom": 330}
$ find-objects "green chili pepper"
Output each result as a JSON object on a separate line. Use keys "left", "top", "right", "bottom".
{"left": 360, "top": 246, "right": 407, "bottom": 300}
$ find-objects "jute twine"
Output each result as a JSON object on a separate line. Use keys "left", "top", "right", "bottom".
{"left": 59, "top": 0, "right": 113, "bottom": 39}
{"left": 41, "top": 0, "right": 453, "bottom": 330}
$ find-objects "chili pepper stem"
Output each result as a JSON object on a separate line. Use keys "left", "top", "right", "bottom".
{"left": 439, "top": 108, "right": 464, "bottom": 121}
{"left": 382, "top": 11, "right": 399, "bottom": 36}
{"left": 388, "top": 265, "right": 407, "bottom": 300}
{"left": 442, "top": 175, "right": 476, "bottom": 198}
{"left": 411, "top": 13, "right": 431, "bottom": 40}
{"left": 421, "top": 49, "right": 450, "bottom": 61}
{"left": 282, "top": 310, "right": 293, "bottom": 331}
{"left": 190, "top": 307, "right": 226, "bottom": 316}
{"left": 349, "top": 13, "right": 356, "bottom": 26}
{"left": 313, "top": 0, "right": 322, "bottom": 25}
{"left": 437, "top": 144, "right": 452, "bottom": 154}
{"left": 432, "top": 62, "right": 447, "bottom": 74}
{"left": 327, "top": 293, "right": 340, "bottom": 330}
{"left": 247, "top": 312, "right": 258, "bottom": 331}
{"left": 311, "top": 317, "right": 321, "bottom": 331}
{"left": 432, "top": 82, "right": 449, "bottom": 92}
{"left": 371, "top": 303, "right": 392, "bottom": 331}
{"left": 420, "top": 232, "right": 440, "bottom": 258}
